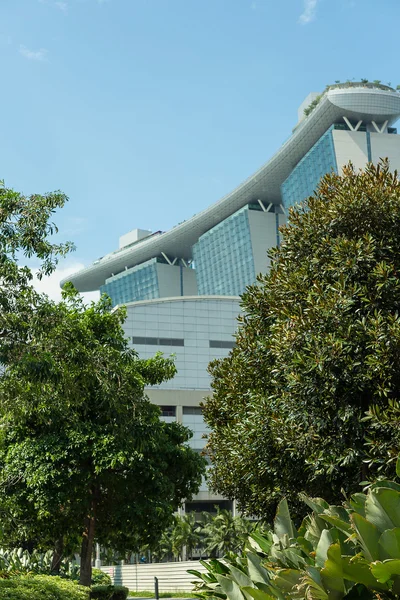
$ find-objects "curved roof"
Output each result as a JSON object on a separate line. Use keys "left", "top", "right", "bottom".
{"left": 64, "top": 87, "right": 400, "bottom": 292}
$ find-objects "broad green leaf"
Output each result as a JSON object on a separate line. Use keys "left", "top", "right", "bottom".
{"left": 228, "top": 565, "right": 254, "bottom": 589}
{"left": 315, "top": 529, "right": 334, "bottom": 568}
{"left": 318, "top": 516, "right": 350, "bottom": 537}
{"left": 320, "top": 543, "right": 346, "bottom": 599}
{"left": 378, "top": 528, "right": 400, "bottom": 560}
{"left": 369, "top": 480, "right": 400, "bottom": 493}
{"left": 241, "top": 587, "right": 275, "bottom": 600}
{"left": 216, "top": 574, "right": 246, "bottom": 600}
{"left": 272, "top": 568, "right": 302, "bottom": 593}
{"left": 349, "top": 493, "right": 367, "bottom": 517}
{"left": 274, "top": 498, "right": 296, "bottom": 539}
{"left": 365, "top": 488, "right": 400, "bottom": 531}
{"left": 246, "top": 552, "right": 271, "bottom": 585}
{"left": 350, "top": 513, "right": 380, "bottom": 561}
{"left": 397, "top": 456, "right": 400, "bottom": 478}
{"left": 370, "top": 559, "right": 400, "bottom": 583}
{"left": 300, "top": 494, "right": 330, "bottom": 515}
{"left": 249, "top": 532, "right": 273, "bottom": 555}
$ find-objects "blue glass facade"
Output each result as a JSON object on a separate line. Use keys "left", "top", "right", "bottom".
{"left": 281, "top": 126, "right": 338, "bottom": 209}
{"left": 100, "top": 258, "right": 159, "bottom": 306}
{"left": 193, "top": 206, "right": 255, "bottom": 296}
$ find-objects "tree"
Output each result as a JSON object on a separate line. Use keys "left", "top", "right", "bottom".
{"left": 0, "top": 288, "right": 206, "bottom": 586}
{"left": 0, "top": 181, "right": 73, "bottom": 362}
{"left": 200, "top": 509, "right": 253, "bottom": 557}
{"left": 204, "top": 161, "right": 400, "bottom": 518}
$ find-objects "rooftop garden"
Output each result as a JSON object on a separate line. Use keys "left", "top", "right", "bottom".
{"left": 304, "top": 79, "right": 400, "bottom": 117}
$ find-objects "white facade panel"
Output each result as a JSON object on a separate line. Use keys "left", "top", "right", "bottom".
{"left": 332, "top": 130, "right": 369, "bottom": 172}
{"left": 370, "top": 132, "right": 400, "bottom": 170}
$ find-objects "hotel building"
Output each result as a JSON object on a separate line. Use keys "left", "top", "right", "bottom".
{"left": 63, "top": 83, "right": 400, "bottom": 514}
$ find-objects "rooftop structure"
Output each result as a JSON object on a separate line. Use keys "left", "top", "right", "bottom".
{"left": 64, "top": 84, "right": 400, "bottom": 294}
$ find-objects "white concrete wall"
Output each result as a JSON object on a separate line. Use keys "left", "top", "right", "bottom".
{"left": 248, "top": 210, "right": 277, "bottom": 276}
{"left": 332, "top": 130, "right": 368, "bottom": 172}
{"left": 123, "top": 297, "right": 240, "bottom": 390}
{"left": 156, "top": 263, "right": 197, "bottom": 298}
{"left": 102, "top": 560, "right": 207, "bottom": 592}
{"left": 370, "top": 132, "right": 400, "bottom": 170}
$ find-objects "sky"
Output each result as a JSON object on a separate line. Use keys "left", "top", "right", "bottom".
{"left": 1, "top": 0, "right": 400, "bottom": 301}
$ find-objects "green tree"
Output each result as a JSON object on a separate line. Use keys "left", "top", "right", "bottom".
{"left": 200, "top": 509, "right": 253, "bottom": 557}
{"left": 0, "top": 288, "right": 206, "bottom": 586}
{"left": 170, "top": 513, "right": 201, "bottom": 560}
{"left": 0, "top": 180, "right": 73, "bottom": 361}
{"left": 204, "top": 161, "right": 400, "bottom": 518}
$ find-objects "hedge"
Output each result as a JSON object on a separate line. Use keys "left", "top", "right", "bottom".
{"left": 0, "top": 575, "right": 89, "bottom": 599}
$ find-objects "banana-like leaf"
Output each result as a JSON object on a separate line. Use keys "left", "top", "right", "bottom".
{"left": 350, "top": 513, "right": 380, "bottom": 561}
{"left": 299, "top": 494, "right": 329, "bottom": 515}
{"left": 248, "top": 532, "right": 273, "bottom": 555}
{"left": 378, "top": 529, "right": 400, "bottom": 560}
{"left": 396, "top": 456, "right": 400, "bottom": 478}
{"left": 274, "top": 499, "right": 296, "bottom": 539}
{"left": 370, "top": 559, "right": 400, "bottom": 583}
{"left": 272, "top": 568, "right": 302, "bottom": 593}
{"left": 369, "top": 480, "right": 400, "bottom": 493}
{"left": 319, "top": 514, "right": 352, "bottom": 537}
{"left": 302, "top": 566, "right": 329, "bottom": 600}
{"left": 216, "top": 574, "right": 246, "bottom": 600}
{"left": 315, "top": 529, "right": 334, "bottom": 568}
{"left": 319, "top": 543, "right": 346, "bottom": 599}
{"left": 228, "top": 565, "right": 254, "bottom": 589}
{"left": 349, "top": 493, "right": 367, "bottom": 516}
{"left": 246, "top": 552, "right": 270, "bottom": 585}
{"left": 241, "top": 586, "right": 275, "bottom": 600}
{"left": 365, "top": 488, "right": 400, "bottom": 531}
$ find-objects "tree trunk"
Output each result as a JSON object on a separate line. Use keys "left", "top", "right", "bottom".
{"left": 79, "top": 503, "right": 96, "bottom": 587}
{"left": 51, "top": 537, "right": 64, "bottom": 575}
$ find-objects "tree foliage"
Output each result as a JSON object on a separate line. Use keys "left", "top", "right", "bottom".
{"left": 204, "top": 161, "right": 400, "bottom": 518}
{"left": 0, "top": 181, "right": 73, "bottom": 362}
{"left": 0, "top": 288, "right": 205, "bottom": 585}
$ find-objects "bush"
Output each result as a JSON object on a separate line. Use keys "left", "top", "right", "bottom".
{"left": 0, "top": 574, "right": 89, "bottom": 599}
{"left": 91, "top": 569, "right": 112, "bottom": 586}
{"left": 90, "top": 585, "right": 113, "bottom": 600}
{"left": 111, "top": 586, "right": 129, "bottom": 600}
{"left": 90, "top": 585, "right": 129, "bottom": 600}
{"left": 191, "top": 462, "right": 400, "bottom": 599}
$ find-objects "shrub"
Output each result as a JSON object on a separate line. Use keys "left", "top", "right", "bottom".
{"left": 0, "top": 574, "right": 89, "bottom": 599}
{"left": 90, "top": 585, "right": 129, "bottom": 600}
{"left": 111, "top": 586, "right": 129, "bottom": 600}
{"left": 191, "top": 461, "right": 400, "bottom": 599}
{"left": 90, "top": 585, "right": 113, "bottom": 600}
{"left": 91, "top": 569, "right": 112, "bottom": 586}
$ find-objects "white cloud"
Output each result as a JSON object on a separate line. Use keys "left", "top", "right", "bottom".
{"left": 19, "top": 45, "right": 48, "bottom": 61}
{"left": 55, "top": 1, "right": 68, "bottom": 11}
{"left": 31, "top": 263, "right": 100, "bottom": 304}
{"left": 299, "top": 0, "right": 318, "bottom": 24}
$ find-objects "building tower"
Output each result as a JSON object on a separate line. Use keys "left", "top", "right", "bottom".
{"left": 63, "top": 83, "right": 400, "bottom": 514}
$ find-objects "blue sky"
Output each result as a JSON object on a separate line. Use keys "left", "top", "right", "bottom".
{"left": 1, "top": 0, "right": 399, "bottom": 298}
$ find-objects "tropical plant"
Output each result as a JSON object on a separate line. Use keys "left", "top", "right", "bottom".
{"left": 170, "top": 513, "right": 202, "bottom": 560}
{"left": 199, "top": 509, "right": 254, "bottom": 558}
{"left": 0, "top": 575, "right": 89, "bottom": 600}
{"left": 0, "top": 547, "right": 77, "bottom": 576}
{"left": 190, "top": 458, "right": 400, "bottom": 599}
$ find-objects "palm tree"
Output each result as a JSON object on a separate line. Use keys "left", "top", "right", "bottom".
{"left": 199, "top": 508, "right": 253, "bottom": 558}
{"left": 171, "top": 513, "right": 201, "bottom": 560}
